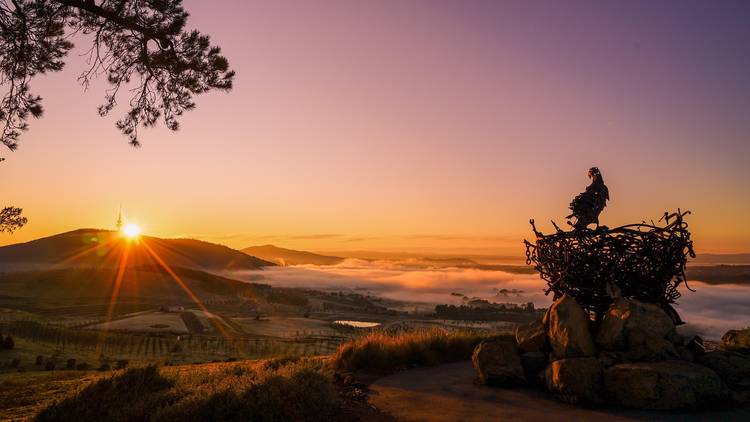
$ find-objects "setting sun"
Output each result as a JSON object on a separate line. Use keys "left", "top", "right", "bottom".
{"left": 122, "top": 223, "right": 141, "bottom": 239}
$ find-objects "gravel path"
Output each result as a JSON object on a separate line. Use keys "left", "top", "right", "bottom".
{"left": 368, "top": 361, "right": 749, "bottom": 421}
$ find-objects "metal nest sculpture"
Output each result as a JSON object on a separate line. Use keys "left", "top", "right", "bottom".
{"left": 524, "top": 168, "right": 695, "bottom": 324}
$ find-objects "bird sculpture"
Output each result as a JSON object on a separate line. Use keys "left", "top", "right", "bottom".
{"left": 567, "top": 167, "right": 609, "bottom": 230}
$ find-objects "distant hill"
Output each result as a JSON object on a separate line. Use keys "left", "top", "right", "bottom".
{"left": 0, "top": 229, "right": 275, "bottom": 271}
{"left": 687, "top": 265, "right": 750, "bottom": 285}
{"left": 241, "top": 244, "right": 344, "bottom": 266}
{"left": 690, "top": 253, "right": 750, "bottom": 265}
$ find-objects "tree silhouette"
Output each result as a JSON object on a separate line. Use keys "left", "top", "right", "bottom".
{"left": 1, "top": 0, "right": 235, "bottom": 233}
{"left": 0, "top": 205, "right": 27, "bottom": 233}
{"left": 1, "top": 0, "right": 235, "bottom": 151}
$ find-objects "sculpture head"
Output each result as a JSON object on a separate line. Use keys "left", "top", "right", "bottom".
{"left": 588, "top": 167, "right": 601, "bottom": 180}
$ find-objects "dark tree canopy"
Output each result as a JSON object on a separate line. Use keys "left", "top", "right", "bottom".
{"left": 0, "top": 0, "right": 235, "bottom": 152}
{"left": 0, "top": 205, "right": 27, "bottom": 233}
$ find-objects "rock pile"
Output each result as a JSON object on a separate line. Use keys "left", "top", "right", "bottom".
{"left": 472, "top": 294, "right": 750, "bottom": 410}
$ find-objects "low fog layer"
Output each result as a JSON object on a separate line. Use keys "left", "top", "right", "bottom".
{"left": 235, "top": 259, "right": 749, "bottom": 339}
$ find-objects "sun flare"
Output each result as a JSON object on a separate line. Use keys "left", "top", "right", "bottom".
{"left": 122, "top": 223, "right": 141, "bottom": 239}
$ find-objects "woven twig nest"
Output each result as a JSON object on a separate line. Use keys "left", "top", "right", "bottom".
{"left": 524, "top": 210, "right": 695, "bottom": 323}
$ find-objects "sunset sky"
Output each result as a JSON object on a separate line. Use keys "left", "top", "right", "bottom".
{"left": 1, "top": 0, "right": 749, "bottom": 254}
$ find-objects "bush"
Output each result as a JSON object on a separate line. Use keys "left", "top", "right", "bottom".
{"left": 66, "top": 359, "right": 76, "bottom": 369}
{"left": 98, "top": 363, "right": 111, "bottom": 371}
{"left": 76, "top": 362, "right": 90, "bottom": 370}
{"left": 36, "top": 365, "right": 173, "bottom": 422}
{"left": 333, "top": 328, "right": 510, "bottom": 373}
{"left": 36, "top": 359, "right": 341, "bottom": 422}
{"left": 35, "top": 355, "right": 44, "bottom": 365}
{"left": 44, "top": 361, "right": 56, "bottom": 371}
{"left": 10, "top": 358, "right": 20, "bottom": 368}
{"left": 2, "top": 335, "right": 14, "bottom": 350}
{"left": 115, "top": 360, "right": 129, "bottom": 370}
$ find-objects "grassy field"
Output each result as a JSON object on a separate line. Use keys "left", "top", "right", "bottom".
{"left": 0, "top": 328, "right": 513, "bottom": 420}
{"left": 333, "top": 328, "right": 511, "bottom": 373}
{"left": 232, "top": 316, "right": 340, "bottom": 338}
{"left": 87, "top": 311, "right": 189, "bottom": 334}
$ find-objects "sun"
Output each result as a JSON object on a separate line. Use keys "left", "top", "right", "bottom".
{"left": 122, "top": 223, "right": 141, "bottom": 239}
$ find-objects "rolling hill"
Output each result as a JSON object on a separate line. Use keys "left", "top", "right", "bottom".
{"left": 0, "top": 266, "right": 268, "bottom": 303}
{"left": 0, "top": 229, "right": 275, "bottom": 272}
{"left": 241, "top": 244, "right": 344, "bottom": 266}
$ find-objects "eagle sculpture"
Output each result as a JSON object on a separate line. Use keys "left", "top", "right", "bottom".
{"left": 567, "top": 167, "right": 609, "bottom": 230}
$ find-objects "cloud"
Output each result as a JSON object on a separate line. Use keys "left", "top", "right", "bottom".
{"left": 231, "top": 262, "right": 750, "bottom": 340}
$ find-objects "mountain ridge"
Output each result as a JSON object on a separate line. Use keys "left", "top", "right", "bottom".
{"left": 241, "top": 244, "right": 344, "bottom": 266}
{"left": 0, "top": 228, "right": 275, "bottom": 272}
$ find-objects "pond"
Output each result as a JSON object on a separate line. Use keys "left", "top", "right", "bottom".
{"left": 334, "top": 320, "right": 381, "bottom": 328}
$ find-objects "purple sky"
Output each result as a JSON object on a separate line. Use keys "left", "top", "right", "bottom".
{"left": 2, "top": 0, "right": 749, "bottom": 253}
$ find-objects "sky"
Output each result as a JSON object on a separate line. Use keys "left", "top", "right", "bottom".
{"left": 1, "top": 0, "right": 749, "bottom": 254}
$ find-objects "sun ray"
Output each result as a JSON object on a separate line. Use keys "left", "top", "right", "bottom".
{"left": 141, "top": 239, "right": 238, "bottom": 348}
{"left": 56, "top": 236, "right": 118, "bottom": 267}
{"left": 96, "top": 241, "right": 131, "bottom": 354}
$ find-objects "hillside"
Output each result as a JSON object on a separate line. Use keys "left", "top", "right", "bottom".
{"left": 0, "top": 266, "right": 270, "bottom": 304}
{"left": 242, "top": 244, "right": 344, "bottom": 266}
{"left": 0, "top": 229, "right": 275, "bottom": 272}
{"left": 691, "top": 253, "right": 750, "bottom": 265}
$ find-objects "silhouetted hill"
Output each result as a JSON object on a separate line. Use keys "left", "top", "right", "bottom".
{"left": 0, "top": 229, "right": 275, "bottom": 271}
{"left": 241, "top": 244, "right": 344, "bottom": 266}
{"left": 0, "top": 266, "right": 270, "bottom": 303}
{"left": 691, "top": 253, "right": 750, "bottom": 265}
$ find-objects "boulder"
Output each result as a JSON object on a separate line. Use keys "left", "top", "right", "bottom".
{"left": 544, "top": 295, "right": 595, "bottom": 358}
{"left": 721, "top": 328, "right": 750, "bottom": 354}
{"left": 597, "top": 351, "right": 622, "bottom": 368}
{"left": 520, "top": 351, "right": 547, "bottom": 381}
{"left": 545, "top": 357, "right": 603, "bottom": 404}
{"left": 698, "top": 350, "right": 750, "bottom": 391}
{"left": 472, "top": 340, "right": 526, "bottom": 387}
{"left": 515, "top": 319, "right": 546, "bottom": 353}
{"left": 603, "top": 361, "right": 727, "bottom": 410}
{"left": 625, "top": 328, "right": 679, "bottom": 361}
{"left": 596, "top": 298, "right": 675, "bottom": 351}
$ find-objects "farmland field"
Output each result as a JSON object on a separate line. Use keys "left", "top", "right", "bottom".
{"left": 86, "top": 311, "right": 189, "bottom": 333}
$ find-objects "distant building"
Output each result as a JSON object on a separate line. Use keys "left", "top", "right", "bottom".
{"left": 160, "top": 305, "right": 185, "bottom": 312}
{"left": 116, "top": 203, "right": 123, "bottom": 232}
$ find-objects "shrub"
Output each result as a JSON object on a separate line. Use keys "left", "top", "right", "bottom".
{"left": 333, "top": 328, "right": 511, "bottom": 373}
{"left": 115, "top": 360, "right": 129, "bottom": 370}
{"left": 35, "top": 355, "right": 44, "bottom": 365}
{"left": 44, "top": 361, "right": 56, "bottom": 371}
{"left": 98, "top": 363, "right": 111, "bottom": 371}
{"left": 10, "top": 358, "right": 20, "bottom": 368}
{"left": 36, "top": 359, "right": 341, "bottom": 422}
{"left": 36, "top": 365, "right": 173, "bottom": 422}
{"left": 66, "top": 359, "right": 76, "bottom": 369}
{"left": 76, "top": 362, "right": 90, "bottom": 371}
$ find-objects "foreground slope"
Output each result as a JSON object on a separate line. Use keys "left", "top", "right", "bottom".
{"left": 242, "top": 244, "right": 344, "bottom": 266}
{"left": 0, "top": 229, "right": 274, "bottom": 271}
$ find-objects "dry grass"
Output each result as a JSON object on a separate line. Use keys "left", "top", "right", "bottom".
{"left": 34, "top": 358, "right": 340, "bottom": 422}
{"left": 333, "top": 328, "right": 513, "bottom": 373}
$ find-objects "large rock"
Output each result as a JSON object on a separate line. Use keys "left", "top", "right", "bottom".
{"left": 596, "top": 298, "right": 675, "bottom": 351}
{"left": 721, "top": 328, "right": 750, "bottom": 354}
{"left": 515, "top": 319, "right": 546, "bottom": 353}
{"left": 625, "top": 328, "right": 679, "bottom": 361}
{"left": 545, "top": 357, "right": 603, "bottom": 404}
{"left": 544, "top": 295, "right": 595, "bottom": 358}
{"left": 698, "top": 350, "right": 750, "bottom": 391}
{"left": 520, "top": 351, "right": 547, "bottom": 382}
{"left": 603, "top": 361, "right": 727, "bottom": 410}
{"left": 472, "top": 340, "right": 526, "bottom": 387}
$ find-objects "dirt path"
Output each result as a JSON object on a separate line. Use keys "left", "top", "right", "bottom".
{"left": 368, "top": 361, "right": 750, "bottom": 421}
